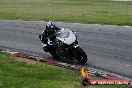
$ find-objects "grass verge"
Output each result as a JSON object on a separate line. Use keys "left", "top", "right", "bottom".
{"left": 0, "top": 52, "right": 126, "bottom": 88}
{"left": 0, "top": 0, "right": 132, "bottom": 25}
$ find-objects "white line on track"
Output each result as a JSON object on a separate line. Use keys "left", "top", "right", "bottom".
{"left": 125, "top": 64, "right": 132, "bottom": 67}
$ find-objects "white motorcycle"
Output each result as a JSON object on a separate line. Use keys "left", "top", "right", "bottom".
{"left": 40, "top": 28, "right": 88, "bottom": 64}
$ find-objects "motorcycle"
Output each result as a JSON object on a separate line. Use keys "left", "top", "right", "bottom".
{"left": 39, "top": 28, "right": 88, "bottom": 64}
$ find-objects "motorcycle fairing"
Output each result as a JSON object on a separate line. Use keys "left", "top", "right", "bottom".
{"left": 56, "top": 28, "right": 76, "bottom": 45}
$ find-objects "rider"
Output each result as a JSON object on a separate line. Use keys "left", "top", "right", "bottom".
{"left": 39, "top": 21, "right": 60, "bottom": 54}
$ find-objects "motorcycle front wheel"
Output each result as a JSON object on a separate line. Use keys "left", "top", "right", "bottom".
{"left": 75, "top": 47, "right": 88, "bottom": 64}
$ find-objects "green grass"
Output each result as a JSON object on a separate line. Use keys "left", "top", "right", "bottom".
{"left": 0, "top": 53, "right": 80, "bottom": 88}
{"left": 0, "top": 52, "right": 126, "bottom": 88}
{"left": 0, "top": 0, "right": 132, "bottom": 25}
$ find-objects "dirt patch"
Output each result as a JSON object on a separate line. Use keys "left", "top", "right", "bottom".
{"left": 13, "top": 55, "right": 58, "bottom": 66}
{"left": 0, "top": 48, "right": 4, "bottom": 52}
{"left": 14, "top": 56, "right": 40, "bottom": 64}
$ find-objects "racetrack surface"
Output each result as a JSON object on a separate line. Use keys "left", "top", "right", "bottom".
{"left": 0, "top": 20, "right": 132, "bottom": 78}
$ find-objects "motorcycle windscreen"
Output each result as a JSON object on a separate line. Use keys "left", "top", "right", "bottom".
{"left": 56, "top": 28, "right": 76, "bottom": 45}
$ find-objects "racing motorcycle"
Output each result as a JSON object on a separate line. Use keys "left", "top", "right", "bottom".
{"left": 39, "top": 28, "right": 88, "bottom": 64}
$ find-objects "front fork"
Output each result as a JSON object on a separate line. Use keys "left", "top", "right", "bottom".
{"left": 70, "top": 44, "right": 80, "bottom": 58}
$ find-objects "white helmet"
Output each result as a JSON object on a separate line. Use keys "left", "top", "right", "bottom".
{"left": 46, "top": 21, "right": 56, "bottom": 29}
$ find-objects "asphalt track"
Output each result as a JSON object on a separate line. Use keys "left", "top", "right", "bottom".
{"left": 0, "top": 20, "right": 132, "bottom": 79}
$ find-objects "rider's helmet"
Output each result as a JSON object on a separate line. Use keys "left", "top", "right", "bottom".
{"left": 46, "top": 21, "right": 56, "bottom": 35}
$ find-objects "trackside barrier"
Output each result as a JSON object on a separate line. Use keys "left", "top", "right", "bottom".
{"left": 81, "top": 67, "right": 132, "bottom": 88}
